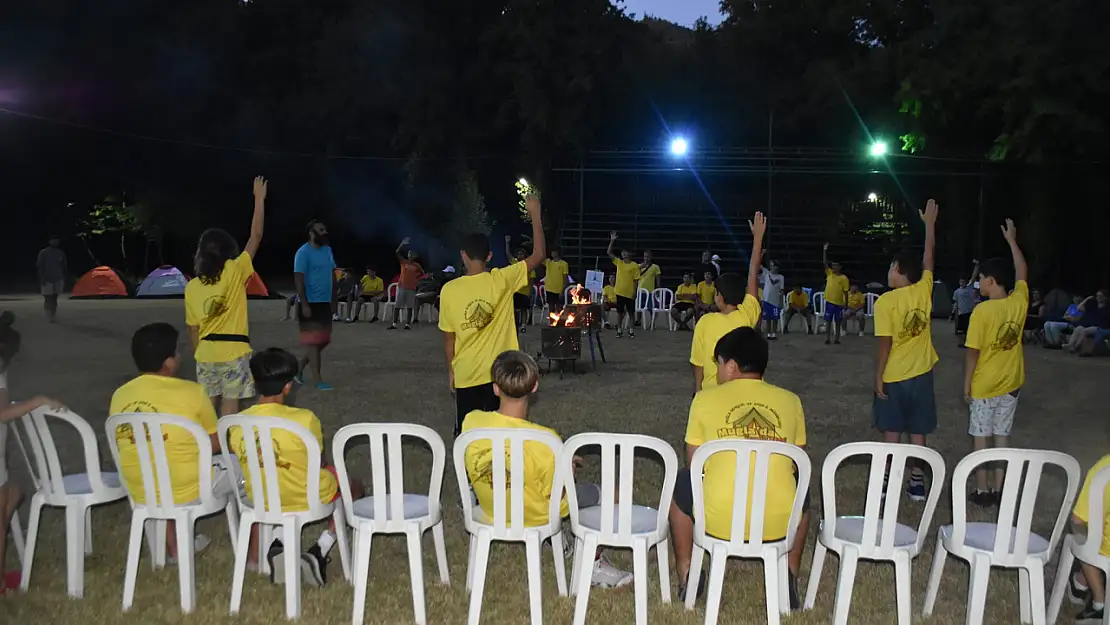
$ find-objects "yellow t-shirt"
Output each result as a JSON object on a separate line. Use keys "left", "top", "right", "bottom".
{"left": 824, "top": 269, "right": 850, "bottom": 307}
{"left": 359, "top": 275, "right": 384, "bottom": 294}
{"left": 227, "top": 403, "right": 338, "bottom": 512}
{"left": 439, "top": 263, "right": 527, "bottom": 388}
{"left": 690, "top": 295, "right": 763, "bottom": 388}
{"left": 676, "top": 283, "right": 699, "bottom": 303}
{"left": 461, "top": 410, "right": 568, "bottom": 526}
{"left": 686, "top": 378, "right": 807, "bottom": 541}
{"left": 788, "top": 291, "right": 809, "bottom": 309}
{"left": 543, "top": 259, "right": 569, "bottom": 295}
{"left": 1075, "top": 454, "right": 1110, "bottom": 557}
{"left": 966, "top": 280, "right": 1028, "bottom": 399}
{"left": 602, "top": 285, "right": 617, "bottom": 303}
{"left": 612, "top": 259, "right": 640, "bottom": 298}
{"left": 847, "top": 292, "right": 866, "bottom": 310}
{"left": 185, "top": 253, "right": 254, "bottom": 363}
{"left": 110, "top": 374, "right": 218, "bottom": 505}
{"left": 510, "top": 259, "right": 536, "bottom": 297}
{"left": 874, "top": 270, "right": 938, "bottom": 383}
{"left": 697, "top": 281, "right": 717, "bottom": 305}
{"left": 638, "top": 264, "right": 661, "bottom": 292}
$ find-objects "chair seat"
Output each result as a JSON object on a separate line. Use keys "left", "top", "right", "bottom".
{"left": 941, "top": 522, "right": 1051, "bottom": 555}
{"left": 63, "top": 472, "right": 122, "bottom": 495}
{"left": 351, "top": 494, "right": 429, "bottom": 521}
{"left": 832, "top": 515, "right": 918, "bottom": 548}
{"left": 577, "top": 504, "right": 660, "bottom": 535}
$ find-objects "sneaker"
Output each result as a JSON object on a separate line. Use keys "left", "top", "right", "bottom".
{"left": 834, "top": 340, "right": 842, "bottom": 345}
{"left": 591, "top": 557, "right": 633, "bottom": 588}
{"left": 368, "top": 317, "right": 379, "bottom": 323}
{"left": 880, "top": 473, "right": 891, "bottom": 501}
{"left": 678, "top": 569, "right": 707, "bottom": 602}
{"left": 1069, "top": 570, "right": 1091, "bottom": 606}
{"left": 629, "top": 330, "right": 635, "bottom": 339}
{"left": 404, "top": 324, "right": 411, "bottom": 330}
{"left": 858, "top": 331, "right": 864, "bottom": 337}
{"left": 302, "top": 544, "right": 330, "bottom": 587}
{"left": 267, "top": 540, "right": 285, "bottom": 584}
{"left": 907, "top": 474, "right": 926, "bottom": 501}
{"left": 969, "top": 490, "right": 993, "bottom": 507}
{"left": 825, "top": 339, "right": 831, "bottom": 345}
{"left": 520, "top": 325, "right": 527, "bottom": 334}
{"left": 388, "top": 324, "right": 397, "bottom": 330}
{"left": 344, "top": 318, "right": 354, "bottom": 324}
{"left": 332, "top": 314, "right": 341, "bottom": 322}
{"left": 167, "top": 534, "right": 212, "bottom": 565}
{"left": 1076, "top": 599, "right": 1105, "bottom": 624}
{"left": 616, "top": 329, "right": 623, "bottom": 338}
{"left": 315, "top": 382, "right": 334, "bottom": 391}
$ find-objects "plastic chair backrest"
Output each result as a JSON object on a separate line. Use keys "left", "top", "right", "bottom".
{"left": 453, "top": 428, "right": 564, "bottom": 540}
{"left": 635, "top": 288, "right": 652, "bottom": 311}
{"left": 949, "top": 448, "right": 1080, "bottom": 564}
{"left": 333, "top": 423, "right": 444, "bottom": 531}
{"left": 535, "top": 285, "right": 545, "bottom": 307}
{"left": 689, "top": 439, "right": 811, "bottom": 551}
{"left": 813, "top": 292, "right": 826, "bottom": 315}
{"left": 865, "top": 292, "right": 879, "bottom": 315}
{"left": 105, "top": 412, "right": 218, "bottom": 513}
{"left": 218, "top": 415, "right": 327, "bottom": 521}
{"left": 561, "top": 433, "right": 676, "bottom": 542}
{"left": 821, "top": 442, "right": 945, "bottom": 555}
{"left": 1074, "top": 463, "right": 1110, "bottom": 563}
{"left": 13, "top": 407, "right": 113, "bottom": 500}
{"left": 386, "top": 282, "right": 399, "bottom": 304}
{"left": 652, "top": 288, "right": 675, "bottom": 311}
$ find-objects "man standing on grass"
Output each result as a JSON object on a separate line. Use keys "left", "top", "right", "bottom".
{"left": 36, "top": 236, "right": 67, "bottom": 323}
{"left": 294, "top": 220, "right": 337, "bottom": 391}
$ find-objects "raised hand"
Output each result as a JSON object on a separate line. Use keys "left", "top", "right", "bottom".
{"left": 1001, "top": 218, "right": 1017, "bottom": 243}
{"left": 253, "top": 176, "right": 268, "bottom": 202}
{"left": 610, "top": 231, "right": 618, "bottom": 242}
{"left": 920, "top": 198, "right": 939, "bottom": 225}
{"left": 823, "top": 242, "right": 829, "bottom": 251}
{"left": 524, "top": 193, "right": 541, "bottom": 217}
{"left": 401, "top": 237, "right": 411, "bottom": 246}
{"left": 749, "top": 212, "right": 767, "bottom": 238}
{"left": 505, "top": 235, "right": 512, "bottom": 243}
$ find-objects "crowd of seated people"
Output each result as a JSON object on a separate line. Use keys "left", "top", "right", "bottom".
{"left": 1039, "top": 290, "right": 1110, "bottom": 356}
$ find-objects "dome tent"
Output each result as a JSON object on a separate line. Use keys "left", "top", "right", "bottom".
{"left": 71, "top": 266, "right": 129, "bottom": 298}
{"left": 246, "top": 272, "right": 275, "bottom": 299}
{"left": 136, "top": 266, "right": 188, "bottom": 298}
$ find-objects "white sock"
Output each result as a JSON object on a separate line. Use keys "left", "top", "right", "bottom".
{"left": 317, "top": 530, "right": 336, "bottom": 556}
{"left": 1095, "top": 601, "right": 1105, "bottom": 611}
{"left": 1074, "top": 574, "right": 1090, "bottom": 591}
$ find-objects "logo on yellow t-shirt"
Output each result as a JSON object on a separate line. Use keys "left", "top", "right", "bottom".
{"left": 114, "top": 400, "right": 170, "bottom": 445}
{"left": 234, "top": 433, "right": 291, "bottom": 470}
{"left": 470, "top": 447, "right": 507, "bottom": 484}
{"left": 991, "top": 321, "right": 1021, "bottom": 351}
{"left": 203, "top": 294, "right": 228, "bottom": 320}
{"left": 461, "top": 300, "right": 495, "bottom": 331}
{"left": 899, "top": 309, "right": 929, "bottom": 339}
{"left": 719, "top": 403, "right": 786, "bottom": 441}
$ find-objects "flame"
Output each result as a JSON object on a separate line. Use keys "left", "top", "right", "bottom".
{"left": 548, "top": 312, "right": 560, "bottom": 324}
{"left": 565, "top": 312, "right": 577, "bottom": 325}
{"left": 547, "top": 311, "right": 578, "bottom": 326}
{"left": 569, "top": 284, "right": 590, "bottom": 305}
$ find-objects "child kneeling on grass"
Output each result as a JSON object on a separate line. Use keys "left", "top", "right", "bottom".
{"left": 229, "top": 348, "right": 364, "bottom": 586}
{"left": 460, "top": 350, "right": 633, "bottom": 588}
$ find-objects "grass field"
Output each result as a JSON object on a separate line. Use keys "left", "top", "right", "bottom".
{"left": 1, "top": 297, "right": 1106, "bottom": 624}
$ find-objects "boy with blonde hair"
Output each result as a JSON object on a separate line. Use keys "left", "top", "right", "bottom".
{"left": 461, "top": 350, "right": 631, "bottom": 587}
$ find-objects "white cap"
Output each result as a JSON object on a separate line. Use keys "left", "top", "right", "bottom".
{"left": 443, "top": 265, "right": 456, "bottom": 273}
{"left": 711, "top": 254, "right": 721, "bottom": 261}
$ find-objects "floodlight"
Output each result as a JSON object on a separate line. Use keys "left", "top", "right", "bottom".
{"left": 869, "top": 141, "right": 888, "bottom": 157}
{"left": 670, "top": 137, "right": 688, "bottom": 156}
{"left": 867, "top": 192, "right": 879, "bottom": 202}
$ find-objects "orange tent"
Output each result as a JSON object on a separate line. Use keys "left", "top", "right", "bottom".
{"left": 71, "top": 266, "right": 129, "bottom": 298}
{"left": 246, "top": 272, "right": 270, "bottom": 298}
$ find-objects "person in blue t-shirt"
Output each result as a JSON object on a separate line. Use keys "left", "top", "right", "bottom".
{"left": 293, "top": 220, "right": 337, "bottom": 390}
{"left": 1044, "top": 294, "right": 1084, "bottom": 348}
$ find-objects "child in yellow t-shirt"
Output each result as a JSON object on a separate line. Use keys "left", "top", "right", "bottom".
{"left": 872, "top": 199, "right": 939, "bottom": 502}
{"left": 820, "top": 242, "right": 851, "bottom": 345}
{"left": 461, "top": 351, "right": 632, "bottom": 588}
{"left": 351, "top": 267, "right": 385, "bottom": 322}
{"left": 543, "top": 249, "right": 572, "bottom": 313}
{"left": 1069, "top": 455, "right": 1110, "bottom": 620}
{"left": 963, "top": 219, "right": 1028, "bottom": 506}
{"left": 843, "top": 284, "right": 868, "bottom": 336}
{"left": 506, "top": 237, "right": 538, "bottom": 332}
{"left": 784, "top": 286, "right": 815, "bottom": 334}
{"left": 696, "top": 272, "right": 717, "bottom": 318}
{"left": 229, "top": 348, "right": 364, "bottom": 585}
{"left": 672, "top": 272, "right": 700, "bottom": 330}
{"left": 673, "top": 327, "right": 809, "bottom": 606}
{"left": 606, "top": 231, "right": 642, "bottom": 338}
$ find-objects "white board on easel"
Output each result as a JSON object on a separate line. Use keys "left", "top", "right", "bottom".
{"left": 585, "top": 270, "right": 604, "bottom": 295}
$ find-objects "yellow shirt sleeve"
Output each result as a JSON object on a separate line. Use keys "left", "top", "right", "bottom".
{"left": 690, "top": 317, "right": 708, "bottom": 367}
{"left": 185, "top": 285, "right": 200, "bottom": 326}
{"left": 308, "top": 412, "right": 325, "bottom": 452}
{"left": 503, "top": 261, "right": 529, "bottom": 294}
{"left": 234, "top": 252, "right": 255, "bottom": 284}
{"left": 965, "top": 306, "right": 989, "bottom": 351}
{"left": 685, "top": 395, "right": 707, "bottom": 446}
{"left": 793, "top": 398, "right": 807, "bottom": 447}
{"left": 874, "top": 297, "right": 894, "bottom": 337}
{"left": 741, "top": 294, "right": 762, "bottom": 322}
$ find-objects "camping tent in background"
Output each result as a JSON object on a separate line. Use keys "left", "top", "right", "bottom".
{"left": 931, "top": 280, "right": 952, "bottom": 317}
{"left": 246, "top": 272, "right": 272, "bottom": 298}
{"left": 137, "top": 265, "right": 188, "bottom": 298}
{"left": 71, "top": 266, "right": 129, "bottom": 298}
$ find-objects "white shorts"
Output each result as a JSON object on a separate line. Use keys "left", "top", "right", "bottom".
{"left": 969, "top": 392, "right": 1019, "bottom": 437}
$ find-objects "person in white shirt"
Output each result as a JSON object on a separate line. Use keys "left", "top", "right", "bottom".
{"left": 760, "top": 254, "right": 786, "bottom": 340}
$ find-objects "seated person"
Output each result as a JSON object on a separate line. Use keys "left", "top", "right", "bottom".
{"left": 670, "top": 327, "right": 808, "bottom": 607}
{"left": 461, "top": 350, "right": 632, "bottom": 588}
{"left": 228, "top": 348, "right": 364, "bottom": 585}
{"left": 696, "top": 272, "right": 717, "bottom": 319}
{"left": 672, "top": 272, "right": 699, "bottom": 330}
{"left": 1066, "top": 290, "right": 1110, "bottom": 354}
{"left": 1067, "top": 454, "right": 1110, "bottom": 623}
{"left": 1024, "top": 288, "right": 1047, "bottom": 342}
{"left": 350, "top": 267, "right": 385, "bottom": 323}
{"left": 602, "top": 274, "right": 618, "bottom": 328}
{"left": 333, "top": 269, "right": 359, "bottom": 322}
{"left": 1044, "top": 294, "right": 1084, "bottom": 348}
{"left": 783, "top": 285, "right": 815, "bottom": 334}
{"left": 844, "top": 284, "right": 868, "bottom": 336}
{"left": 110, "top": 322, "right": 236, "bottom": 561}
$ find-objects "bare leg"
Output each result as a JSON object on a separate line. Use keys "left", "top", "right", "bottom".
{"left": 372, "top": 299, "right": 380, "bottom": 320}
{"left": 1082, "top": 561, "right": 1106, "bottom": 604}
{"left": 219, "top": 396, "right": 240, "bottom": 418}
{"left": 306, "top": 347, "right": 322, "bottom": 382}
{"left": 789, "top": 511, "right": 810, "bottom": 575}
{"left": 883, "top": 430, "right": 902, "bottom": 444}
{"left": 972, "top": 435, "right": 990, "bottom": 491}
{"left": 669, "top": 501, "right": 694, "bottom": 582}
{"left": 991, "top": 435, "right": 1009, "bottom": 491}
{"left": 858, "top": 314, "right": 867, "bottom": 334}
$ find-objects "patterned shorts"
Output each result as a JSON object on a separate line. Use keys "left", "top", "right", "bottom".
{"left": 968, "top": 392, "right": 1019, "bottom": 437}
{"left": 197, "top": 353, "right": 256, "bottom": 399}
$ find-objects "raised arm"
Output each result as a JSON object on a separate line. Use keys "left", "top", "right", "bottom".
{"left": 1001, "top": 219, "right": 1027, "bottom": 283}
{"left": 920, "top": 199, "right": 938, "bottom": 273}
{"left": 244, "top": 176, "right": 267, "bottom": 258}
{"left": 822, "top": 242, "right": 829, "bottom": 270}
{"left": 747, "top": 213, "right": 767, "bottom": 297}
{"left": 966, "top": 259, "right": 980, "bottom": 286}
{"left": 523, "top": 194, "right": 546, "bottom": 271}
{"left": 504, "top": 236, "right": 513, "bottom": 264}
{"left": 396, "top": 237, "right": 410, "bottom": 262}
{"left": 606, "top": 231, "right": 618, "bottom": 260}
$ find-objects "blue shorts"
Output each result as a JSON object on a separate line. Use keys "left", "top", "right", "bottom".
{"left": 824, "top": 302, "right": 844, "bottom": 322}
{"left": 761, "top": 301, "right": 782, "bottom": 321}
{"left": 873, "top": 370, "right": 937, "bottom": 435}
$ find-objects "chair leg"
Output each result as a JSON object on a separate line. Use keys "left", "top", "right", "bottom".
{"left": 122, "top": 513, "right": 145, "bottom": 611}
{"left": 149, "top": 519, "right": 167, "bottom": 570}
{"left": 525, "top": 533, "right": 544, "bottom": 625}
{"left": 922, "top": 536, "right": 948, "bottom": 616}
{"left": 259, "top": 525, "right": 272, "bottom": 576}
{"left": 550, "top": 531, "right": 567, "bottom": 596}
{"left": 10, "top": 512, "right": 24, "bottom": 567}
{"left": 656, "top": 538, "right": 671, "bottom": 604}
{"left": 684, "top": 543, "right": 705, "bottom": 611}
{"left": 224, "top": 502, "right": 240, "bottom": 554}
{"left": 229, "top": 517, "right": 253, "bottom": 614}
{"left": 405, "top": 526, "right": 427, "bottom": 625}
{"left": 632, "top": 539, "right": 649, "bottom": 625}
{"left": 467, "top": 531, "right": 492, "bottom": 625}
{"left": 761, "top": 553, "right": 782, "bottom": 625}
{"left": 572, "top": 533, "right": 599, "bottom": 625}
{"left": 351, "top": 527, "right": 373, "bottom": 625}
{"left": 334, "top": 507, "right": 351, "bottom": 583}
{"left": 1026, "top": 561, "right": 1047, "bottom": 625}
{"left": 1019, "top": 567, "right": 1032, "bottom": 624}
{"left": 176, "top": 514, "right": 196, "bottom": 613}
{"left": 20, "top": 495, "right": 43, "bottom": 591}
{"left": 466, "top": 534, "right": 476, "bottom": 592}
{"left": 704, "top": 546, "right": 729, "bottom": 625}
{"left": 432, "top": 522, "right": 450, "bottom": 585}
{"left": 84, "top": 507, "right": 93, "bottom": 554}
{"left": 1047, "top": 543, "right": 1075, "bottom": 625}
{"left": 570, "top": 537, "right": 585, "bottom": 596}
{"left": 803, "top": 539, "right": 827, "bottom": 610}
{"left": 832, "top": 545, "right": 859, "bottom": 625}
{"left": 283, "top": 521, "right": 302, "bottom": 619}
{"left": 777, "top": 553, "right": 790, "bottom": 614}
{"left": 966, "top": 553, "right": 991, "bottom": 625}
{"left": 893, "top": 550, "right": 912, "bottom": 625}
{"left": 64, "top": 505, "right": 86, "bottom": 598}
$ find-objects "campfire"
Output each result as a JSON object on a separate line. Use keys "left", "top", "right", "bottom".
{"left": 541, "top": 285, "right": 603, "bottom": 363}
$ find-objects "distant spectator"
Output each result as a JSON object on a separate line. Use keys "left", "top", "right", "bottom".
{"left": 1025, "top": 288, "right": 1047, "bottom": 342}
{"left": 36, "top": 236, "right": 67, "bottom": 323}
{"left": 392, "top": 237, "right": 424, "bottom": 330}
{"left": 1065, "top": 290, "right": 1110, "bottom": 354}
{"left": 953, "top": 262, "right": 981, "bottom": 347}
{"left": 783, "top": 285, "right": 815, "bottom": 334}
{"left": 1044, "top": 294, "right": 1084, "bottom": 348}
{"left": 602, "top": 273, "right": 618, "bottom": 329}
{"left": 350, "top": 267, "right": 385, "bottom": 323}
{"left": 700, "top": 251, "right": 718, "bottom": 281}
{"left": 844, "top": 284, "right": 868, "bottom": 336}
{"left": 672, "top": 272, "right": 699, "bottom": 330}
{"left": 696, "top": 271, "right": 717, "bottom": 319}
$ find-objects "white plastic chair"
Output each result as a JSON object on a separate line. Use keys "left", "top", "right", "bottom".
{"left": 454, "top": 428, "right": 568, "bottom": 625}
{"left": 561, "top": 433, "right": 677, "bottom": 625}
{"left": 13, "top": 407, "right": 127, "bottom": 597}
{"left": 923, "top": 448, "right": 1081, "bottom": 625}
{"left": 3, "top": 423, "right": 25, "bottom": 567}
{"left": 635, "top": 288, "right": 652, "bottom": 329}
{"left": 106, "top": 412, "right": 240, "bottom": 612}
{"left": 684, "top": 439, "right": 811, "bottom": 625}
{"left": 803, "top": 442, "right": 946, "bottom": 625}
{"left": 1048, "top": 462, "right": 1110, "bottom": 625}
{"left": 381, "top": 282, "right": 400, "bottom": 321}
{"left": 334, "top": 424, "right": 449, "bottom": 625}
{"left": 865, "top": 292, "right": 879, "bottom": 317}
{"left": 648, "top": 288, "right": 675, "bottom": 331}
{"left": 813, "top": 292, "right": 826, "bottom": 332}
{"left": 219, "top": 416, "right": 351, "bottom": 620}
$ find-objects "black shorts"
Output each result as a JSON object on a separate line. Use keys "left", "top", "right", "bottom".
{"left": 546, "top": 291, "right": 563, "bottom": 311}
{"left": 616, "top": 295, "right": 635, "bottom": 315}
{"left": 673, "top": 467, "right": 810, "bottom": 537}
{"left": 297, "top": 302, "right": 333, "bottom": 328}
{"left": 674, "top": 302, "right": 695, "bottom": 312}
{"left": 454, "top": 382, "right": 498, "bottom": 437}
{"left": 513, "top": 293, "right": 531, "bottom": 312}
{"left": 956, "top": 313, "right": 971, "bottom": 334}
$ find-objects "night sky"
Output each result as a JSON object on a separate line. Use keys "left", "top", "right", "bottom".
{"left": 618, "top": 0, "right": 724, "bottom": 27}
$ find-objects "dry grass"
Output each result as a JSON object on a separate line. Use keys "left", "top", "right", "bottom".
{"left": 1, "top": 297, "right": 1107, "bottom": 624}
